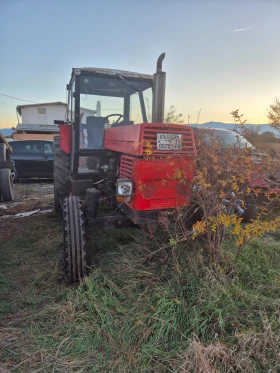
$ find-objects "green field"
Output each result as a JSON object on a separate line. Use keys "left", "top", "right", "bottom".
{"left": 1, "top": 208, "right": 280, "bottom": 373}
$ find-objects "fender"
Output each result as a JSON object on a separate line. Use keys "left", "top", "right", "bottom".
{"left": 0, "top": 133, "right": 12, "bottom": 168}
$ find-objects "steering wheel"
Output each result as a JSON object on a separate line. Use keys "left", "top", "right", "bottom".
{"left": 105, "top": 114, "right": 128, "bottom": 124}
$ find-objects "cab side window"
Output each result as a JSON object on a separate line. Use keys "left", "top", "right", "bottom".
{"left": 43, "top": 142, "right": 53, "bottom": 154}
{"left": 17, "top": 141, "right": 41, "bottom": 153}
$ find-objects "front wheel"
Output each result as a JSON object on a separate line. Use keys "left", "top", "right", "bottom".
{"left": 63, "top": 196, "right": 87, "bottom": 283}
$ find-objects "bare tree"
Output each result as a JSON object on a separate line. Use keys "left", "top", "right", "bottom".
{"left": 267, "top": 98, "right": 280, "bottom": 133}
{"left": 164, "top": 106, "right": 185, "bottom": 124}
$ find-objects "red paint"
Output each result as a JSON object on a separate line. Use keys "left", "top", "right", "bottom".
{"left": 120, "top": 155, "right": 196, "bottom": 211}
{"left": 106, "top": 124, "right": 197, "bottom": 211}
{"left": 105, "top": 123, "right": 197, "bottom": 157}
{"left": 59, "top": 124, "right": 71, "bottom": 154}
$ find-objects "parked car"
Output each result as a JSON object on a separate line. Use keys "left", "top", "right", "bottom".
{"left": 191, "top": 127, "right": 280, "bottom": 221}
{"left": 192, "top": 127, "right": 254, "bottom": 149}
{"left": 9, "top": 140, "right": 53, "bottom": 183}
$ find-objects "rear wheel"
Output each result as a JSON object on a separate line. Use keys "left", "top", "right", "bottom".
{"left": 63, "top": 196, "right": 87, "bottom": 283}
{"left": 0, "top": 168, "right": 14, "bottom": 201}
{"left": 53, "top": 136, "right": 70, "bottom": 212}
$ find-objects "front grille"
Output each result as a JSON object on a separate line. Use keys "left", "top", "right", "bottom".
{"left": 120, "top": 155, "right": 134, "bottom": 179}
{"left": 142, "top": 124, "right": 196, "bottom": 157}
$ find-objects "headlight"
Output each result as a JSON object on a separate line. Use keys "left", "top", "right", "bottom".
{"left": 116, "top": 179, "right": 133, "bottom": 196}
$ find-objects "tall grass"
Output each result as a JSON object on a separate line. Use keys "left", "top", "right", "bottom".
{"left": 1, "top": 214, "right": 280, "bottom": 372}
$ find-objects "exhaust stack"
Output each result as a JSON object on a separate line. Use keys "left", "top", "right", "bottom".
{"left": 152, "top": 53, "right": 166, "bottom": 123}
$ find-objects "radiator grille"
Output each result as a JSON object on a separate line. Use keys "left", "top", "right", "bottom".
{"left": 120, "top": 155, "right": 134, "bottom": 179}
{"left": 142, "top": 124, "right": 196, "bottom": 157}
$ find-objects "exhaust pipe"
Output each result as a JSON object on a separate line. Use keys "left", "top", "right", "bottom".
{"left": 152, "top": 53, "right": 166, "bottom": 123}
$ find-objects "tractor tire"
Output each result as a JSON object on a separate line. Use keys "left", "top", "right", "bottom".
{"left": 0, "top": 168, "right": 14, "bottom": 201}
{"left": 63, "top": 196, "right": 87, "bottom": 283}
{"left": 53, "top": 136, "right": 70, "bottom": 213}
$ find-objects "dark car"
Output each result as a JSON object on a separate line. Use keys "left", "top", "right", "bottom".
{"left": 9, "top": 140, "right": 53, "bottom": 183}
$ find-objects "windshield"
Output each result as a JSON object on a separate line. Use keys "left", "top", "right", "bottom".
{"left": 213, "top": 130, "right": 254, "bottom": 148}
{"left": 77, "top": 74, "right": 153, "bottom": 150}
{"left": 79, "top": 74, "right": 152, "bottom": 123}
{"left": 80, "top": 95, "right": 124, "bottom": 124}
{"left": 202, "top": 129, "right": 254, "bottom": 149}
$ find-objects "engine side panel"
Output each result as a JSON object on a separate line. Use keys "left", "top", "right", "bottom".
{"left": 105, "top": 123, "right": 197, "bottom": 157}
{"left": 120, "top": 155, "right": 196, "bottom": 210}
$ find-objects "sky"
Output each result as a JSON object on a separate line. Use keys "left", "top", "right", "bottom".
{"left": 0, "top": 0, "right": 279, "bottom": 128}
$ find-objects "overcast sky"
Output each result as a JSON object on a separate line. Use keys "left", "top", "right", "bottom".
{"left": 0, "top": 0, "right": 279, "bottom": 128}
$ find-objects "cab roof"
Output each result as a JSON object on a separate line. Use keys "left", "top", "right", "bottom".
{"left": 74, "top": 67, "right": 153, "bottom": 81}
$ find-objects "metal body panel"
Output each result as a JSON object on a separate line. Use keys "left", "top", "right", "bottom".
{"left": 104, "top": 123, "right": 197, "bottom": 157}
{"left": 71, "top": 178, "right": 93, "bottom": 197}
{"left": 75, "top": 67, "right": 152, "bottom": 81}
{"left": 119, "top": 155, "right": 196, "bottom": 211}
{"left": 0, "top": 133, "right": 12, "bottom": 169}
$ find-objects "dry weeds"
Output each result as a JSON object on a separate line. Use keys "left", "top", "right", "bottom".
{"left": 181, "top": 325, "right": 280, "bottom": 373}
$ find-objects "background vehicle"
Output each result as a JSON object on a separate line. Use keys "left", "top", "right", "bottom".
{"left": 9, "top": 140, "right": 53, "bottom": 183}
{"left": 193, "top": 127, "right": 254, "bottom": 149}
{"left": 54, "top": 54, "right": 197, "bottom": 282}
{"left": 192, "top": 127, "right": 280, "bottom": 221}
{"left": 0, "top": 132, "right": 14, "bottom": 201}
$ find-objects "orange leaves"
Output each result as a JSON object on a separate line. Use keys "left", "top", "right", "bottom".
{"left": 139, "top": 140, "right": 154, "bottom": 159}
{"left": 144, "top": 141, "right": 153, "bottom": 159}
{"left": 189, "top": 125, "right": 280, "bottom": 258}
{"left": 192, "top": 219, "right": 207, "bottom": 238}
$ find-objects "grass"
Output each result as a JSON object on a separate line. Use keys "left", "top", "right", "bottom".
{"left": 0, "top": 211, "right": 280, "bottom": 372}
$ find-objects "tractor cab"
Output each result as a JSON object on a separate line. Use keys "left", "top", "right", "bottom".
{"left": 64, "top": 60, "right": 165, "bottom": 182}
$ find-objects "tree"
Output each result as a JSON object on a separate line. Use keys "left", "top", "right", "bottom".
{"left": 164, "top": 106, "right": 185, "bottom": 124}
{"left": 145, "top": 101, "right": 185, "bottom": 124}
{"left": 267, "top": 98, "right": 280, "bottom": 132}
{"left": 260, "top": 131, "right": 278, "bottom": 143}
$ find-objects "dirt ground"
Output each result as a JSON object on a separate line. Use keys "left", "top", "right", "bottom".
{"left": 0, "top": 180, "right": 54, "bottom": 218}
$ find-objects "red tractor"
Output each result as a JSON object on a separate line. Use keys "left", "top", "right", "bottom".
{"left": 53, "top": 54, "right": 197, "bottom": 282}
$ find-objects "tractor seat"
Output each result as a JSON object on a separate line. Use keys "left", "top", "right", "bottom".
{"left": 86, "top": 116, "right": 107, "bottom": 149}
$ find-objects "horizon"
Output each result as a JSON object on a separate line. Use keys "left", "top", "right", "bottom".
{"left": 1, "top": 0, "right": 279, "bottom": 128}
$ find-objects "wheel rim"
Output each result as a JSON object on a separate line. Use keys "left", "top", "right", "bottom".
{"left": 234, "top": 200, "right": 245, "bottom": 216}
{"left": 222, "top": 194, "right": 246, "bottom": 217}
